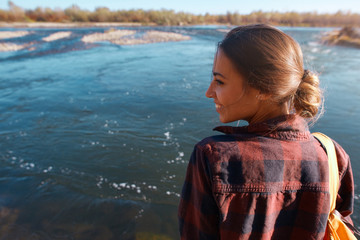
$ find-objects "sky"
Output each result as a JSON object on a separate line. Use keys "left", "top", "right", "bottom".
{"left": 1, "top": 0, "right": 360, "bottom": 14}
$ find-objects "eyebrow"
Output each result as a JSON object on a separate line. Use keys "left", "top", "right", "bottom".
{"left": 212, "top": 71, "right": 226, "bottom": 79}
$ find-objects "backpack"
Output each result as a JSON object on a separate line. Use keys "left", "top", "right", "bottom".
{"left": 312, "top": 132, "right": 360, "bottom": 240}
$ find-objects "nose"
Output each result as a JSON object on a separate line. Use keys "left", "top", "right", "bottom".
{"left": 205, "top": 82, "right": 214, "bottom": 98}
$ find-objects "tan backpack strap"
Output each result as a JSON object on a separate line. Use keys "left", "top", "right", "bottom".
{"left": 312, "top": 132, "right": 339, "bottom": 212}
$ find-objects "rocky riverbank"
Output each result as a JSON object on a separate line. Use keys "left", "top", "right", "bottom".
{"left": 0, "top": 22, "right": 141, "bottom": 28}
{"left": 81, "top": 29, "right": 136, "bottom": 43}
{"left": 0, "top": 30, "right": 73, "bottom": 51}
{"left": 322, "top": 26, "right": 360, "bottom": 49}
{"left": 0, "top": 42, "right": 29, "bottom": 52}
{"left": 81, "top": 29, "right": 191, "bottom": 45}
{"left": 111, "top": 30, "right": 191, "bottom": 45}
{"left": 42, "top": 31, "right": 72, "bottom": 42}
{"left": 0, "top": 28, "right": 191, "bottom": 52}
{"left": 0, "top": 31, "right": 30, "bottom": 40}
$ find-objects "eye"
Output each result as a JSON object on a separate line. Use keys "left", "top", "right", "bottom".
{"left": 215, "top": 79, "right": 224, "bottom": 85}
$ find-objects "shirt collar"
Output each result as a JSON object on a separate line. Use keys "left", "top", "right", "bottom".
{"left": 213, "top": 114, "right": 311, "bottom": 140}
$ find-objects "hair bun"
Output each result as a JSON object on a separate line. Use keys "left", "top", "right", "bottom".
{"left": 293, "top": 70, "right": 323, "bottom": 118}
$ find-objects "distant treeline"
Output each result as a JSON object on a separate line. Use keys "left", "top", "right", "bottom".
{"left": 1, "top": 1, "right": 360, "bottom": 27}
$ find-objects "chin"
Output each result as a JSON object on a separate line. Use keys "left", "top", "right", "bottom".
{"left": 220, "top": 115, "right": 245, "bottom": 124}
{"left": 219, "top": 116, "right": 233, "bottom": 123}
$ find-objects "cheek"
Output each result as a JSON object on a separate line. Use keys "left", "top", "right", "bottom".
{"left": 216, "top": 88, "right": 228, "bottom": 102}
{"left": 222, "top": 88, "right": 242, "bottom": 105}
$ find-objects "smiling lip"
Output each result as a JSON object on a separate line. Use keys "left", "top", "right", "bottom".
{"left": 215, "top": 103, "right": 223, "bottom": 112}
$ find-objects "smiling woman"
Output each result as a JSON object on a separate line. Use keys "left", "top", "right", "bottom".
{"left": 178, "top": 24, "right": 356, "bottom": 240}
{"left": 206, "top": 24, "right": 323, "bottom": 124}
{"left": 206, "top": 49, "right": 289, "bottom": 124}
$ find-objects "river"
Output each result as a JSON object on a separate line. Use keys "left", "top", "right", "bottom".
{"left": 0, "top": 25, "right": 359, "bottom": 239}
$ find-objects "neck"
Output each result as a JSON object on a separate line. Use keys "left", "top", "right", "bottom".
{"left": 248, "top": 101, "right": 290, "bottom": 125}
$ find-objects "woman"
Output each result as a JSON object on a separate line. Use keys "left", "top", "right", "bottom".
{"left": 178, "top": 24, "right": 354, "bottom": 240}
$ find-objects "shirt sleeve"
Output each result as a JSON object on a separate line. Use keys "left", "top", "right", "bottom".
{"left": 178, "top": 143, "right": 220, "bottom": 240}
{"left": 333, "top": 140, "right": 354, "bottom": 219}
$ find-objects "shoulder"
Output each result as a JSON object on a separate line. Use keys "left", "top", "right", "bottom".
{"left": 197, "top": 134, "right": 238, "bottom": 146}
{"left": 331, "top": 139, "right": 351, "bottom": 177}
{"left": 312, "top": 134, "right": 351, "bottom": 179}
{"left": 194, "top": 134, "right": 242, "bottom": 155}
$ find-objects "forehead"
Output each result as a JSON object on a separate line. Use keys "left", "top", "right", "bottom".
{"left": 213, "top": 49, "right": 241, "bottom": 79}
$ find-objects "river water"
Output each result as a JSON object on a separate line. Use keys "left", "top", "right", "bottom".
{"left": 0, "top": 26, "right": 359, "bottom": 239}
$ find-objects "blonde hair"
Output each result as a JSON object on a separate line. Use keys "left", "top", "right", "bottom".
{"left": 219, "top": 24, "right": 323, "bottom": 119}
{"left": 293, "top": 70, "right": 323, "bottom": 119}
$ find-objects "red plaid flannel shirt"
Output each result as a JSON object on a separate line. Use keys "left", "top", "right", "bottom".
{"left": 178, "top": 114, "right": 354, "bottom": 240}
